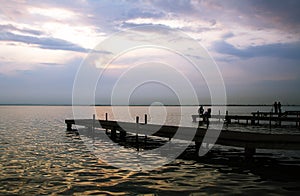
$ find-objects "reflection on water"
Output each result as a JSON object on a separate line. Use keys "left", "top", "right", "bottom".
{"left": 0, "top": 106, "right": 300, "bottom": 195}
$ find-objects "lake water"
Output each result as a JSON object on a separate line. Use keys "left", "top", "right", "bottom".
{"left": 1, "top": 105, "right": 300, "bottom": 195}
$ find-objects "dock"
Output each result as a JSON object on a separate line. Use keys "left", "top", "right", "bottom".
{"left": 192, "top": 111, "right": 300, "bottom": 127}
{"left": 65, "top": 114, "right": 300, "bottom": 158}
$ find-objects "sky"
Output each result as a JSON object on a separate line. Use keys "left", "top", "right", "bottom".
{"left": 0, "top": 0, "right": 300, "bottom": 105}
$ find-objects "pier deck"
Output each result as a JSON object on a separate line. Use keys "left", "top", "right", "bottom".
{"left": 192, "top": 111, "right": 300, "bottom": 126}
{"left": 65, "top": 117, "right": 300, "bottom": 157}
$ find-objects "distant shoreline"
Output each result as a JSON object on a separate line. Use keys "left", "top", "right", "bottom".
{"left": 0, "top": 104, "right": 300, "bottom": 107}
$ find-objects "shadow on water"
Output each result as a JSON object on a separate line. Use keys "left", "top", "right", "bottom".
{"left": 181, "top": 146, "right": 300, "bottom": 184}
{"left": 71, "top": 128, "right": 300, "bottom": 185}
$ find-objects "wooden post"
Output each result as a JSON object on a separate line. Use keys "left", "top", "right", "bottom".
{"left": 145, "top": 114, "right": 147, "bottom": 124}
{"left": 279, "top": 116, "right": 282, "bottom": 126}
{"left": 105, "top": 113, "right": 108, "bottom": 134}
{"left": 92, "top": 114, "right": 95, "bottom": 133}
{"left": 257, "top": 111, "right": 260, "bottom": 125}
{"left": 225, "top": 111, "right": 230, "bottom": 125}
{"left": 120, "top": 130, "right": 126, "bottom": 141}
{"left": 136, "top": 116, "right": 139, "bottom": 151}
{"left": 218, "top": 110, "right": 220, "bottom": 122}
{"left": 144, "top": 135, "right": 147, "bottom": 148}
{"left": 67, "top": 123, "right": 72, "bottom": 131}
{"left": 111, "top": 127, "right": 116, "bottom": 140}
{"left": 144, "top": 114, "right": 148, "bottom": 148}
{"left": 269, "top": 112, "right": 272, "bottom": 131}
{"left": 195, "top": 141, "right": 201, "bottom": 155}
{"left": 251, "top": 112, "right": 255, "bottom": 125}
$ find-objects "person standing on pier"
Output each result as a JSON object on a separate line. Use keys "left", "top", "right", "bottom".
{"left": 278, "top": 102, "right": 282, "bottom": 116}
{"left": 203, "top": 108, "right": 211, "bottom": 128}
{"left": 198, "top": 105, "right": 204, "bottom": 116}
{"left": 198, "top": 105, "right": 205, "bottom": 127}
{"left": 274, "top": 101, "right": 278, "bottom": 114}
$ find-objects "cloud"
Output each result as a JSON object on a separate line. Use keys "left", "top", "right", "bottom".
{"left": 0, "top": 24, "right": 42, "bottom": 36}
{"left": 1, "top": 0, "right": 300, "bottom": 104}
{"left": 213, "top": 41, "right": 300, "bottom": 59}
{"left": 149, "top": 0, "right": 195, "bottom": 14}
{"left": 0, "top": 31, "right": 88, "bottom": 52}
{"left": 249, "top": 0, "right": 300, "bottom": 28}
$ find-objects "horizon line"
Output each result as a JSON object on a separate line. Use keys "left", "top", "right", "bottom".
{"left": 0, "top": 104, "right": 300, "bottom": 107}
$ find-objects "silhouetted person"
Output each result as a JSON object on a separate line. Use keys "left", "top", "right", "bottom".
{"left": 204, "top": 108, "right": 211, "bottom": 128}
{"left": 278, "top": 102, "right": 282, "bottom": 116}
{"left": 274, "top": 101, "right": 278, "bottom": 114}
{"left": 198, "top": 105, "right": 204, "bottom": 116}
{"left": 198, "top": 106, "right": 204, "bottom": 127}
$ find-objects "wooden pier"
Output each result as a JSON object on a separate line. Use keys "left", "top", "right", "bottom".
{"left": 65, "top": 114, "right": 300, "bottom": 158}
{"left": 192, "top": 111, "right": 300, "bottom": 127}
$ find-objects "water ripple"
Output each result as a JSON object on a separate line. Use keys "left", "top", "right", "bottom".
{"left": 1, "top": 106, "right": 300, "bottom": 195}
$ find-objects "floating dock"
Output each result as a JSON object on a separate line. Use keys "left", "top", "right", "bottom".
{"left": 65, "top": 114, "right": 300, "bottom": 158}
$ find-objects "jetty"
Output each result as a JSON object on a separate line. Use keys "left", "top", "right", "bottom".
{"left": 65, "top": 113, "right": 300, "bottom": 158}
{"left": 192, "top": 111, "right": 300, "bottom": 127}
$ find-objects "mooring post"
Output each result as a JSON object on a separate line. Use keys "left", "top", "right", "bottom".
{"left": 257, "top": 111, "right": 260, "bottom": 125}
{"left": 218, "top": 110, "right": 221, "bottom": 122}
{"left": 251, "top": 112, "right": 255, "bottom": 125}
{"left": 136, "top": 116, "right": 139, "bottom": 151}
{"left": 111, "top": 127, "right": 116, "bottom": 140}
{"left": 144, "top": 135, "right": 147, "bottom": 148}
{"left": 144, "top": 114, "right": 147, "bottom": 148}
{"left": 67, "top": 123, "right": 72, "bottom": 131}
{"left": 195, "top": 141, "right": 201, "bottom": 155}
{"left": 92, "top": 114, "right": 95, "bottom": 133}
{"left": 120, "top": 130, "right": 126, "bottom": 141}
{"left": 269, "top": 112, "right": 272, "bottom": 130}
{"left": 278, "top": 114, "right": 282, "bottom": 126}
{"left": 225, "top": 111, "right": 230, "bottom": 124}
{"left": 105, "top": 113, "right": 108, "bottom": 134}
{"left": 144, "top": 114, "right": 147, "bottom": 124}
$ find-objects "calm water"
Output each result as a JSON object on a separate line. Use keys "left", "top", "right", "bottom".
{"left": 1, "top": 106, "right": 300, "bottom": 195}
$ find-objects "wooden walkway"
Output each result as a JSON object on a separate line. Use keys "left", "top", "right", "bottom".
{"left": 192, "top": 111, "right": 300, "bottom": 127}
{"left": 65, "top": 116, "right": 300, "bottom": 157}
